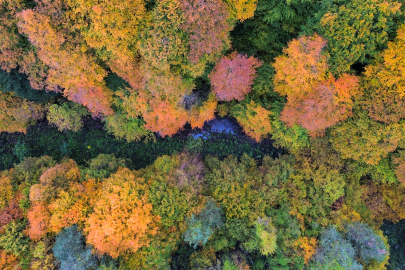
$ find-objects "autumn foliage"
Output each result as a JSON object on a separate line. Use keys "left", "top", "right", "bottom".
{"left": 17, "top": 10, "right": 113, "bottom": 116}
{"left": 273, "top": 35, "right": 360, "bottom": 135}
{"left": 27, "top": 202, "right": 50, "bottom": 241}
{"left": 85, "top": 168, "right": 158, "bottom": 258}
{"left": 362, "top": 25, "right": 405, "bottom": 123}
{"left": 209, "top": 52, "right": 261, "bottom": 101}
{"left": 180, "top": 0, "right": 232, "bottom": 64}
{"left": 232, "top": 100, "right": 272, "bottom": 142}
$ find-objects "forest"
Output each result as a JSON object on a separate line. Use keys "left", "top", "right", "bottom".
{"left": 1, "top": 0, "right": 405, "bottom": 269}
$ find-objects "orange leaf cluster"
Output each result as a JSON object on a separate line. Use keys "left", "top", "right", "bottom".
{"left": 0, "top": 250, "right": 18, "bottom": 270}
{"left": 27, "top": 202, "right": 51, "bottom": 241}
{"left": 49, "top": 179, "right": 99, "bottom": 233}
{"left": 85, "top": 168, "right": 158, "bottom": 258}
{"left": 294, "top": 237, "right": 318, "bottom": 265}
{"left": 273, "top": 35, "right": 360, "bottom": 135}
{"left": 17, "top": 10, "right": 113, "bottom": 116}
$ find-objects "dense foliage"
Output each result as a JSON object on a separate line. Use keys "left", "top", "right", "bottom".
{"left": 1, "top": 0, "right": 405, "bottom": 268}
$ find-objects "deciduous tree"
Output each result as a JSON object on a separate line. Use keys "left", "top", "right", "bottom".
{"left": 85, "top": 168, "right": 157, "bottom": 258}
{"left": 0, "top": 92, "right": 44, "bottom": 133}
{"left": 273, "top": 35, "right": 361, "bottom": 135}
{"left": 362, "top": 25, "right": 405, "bottom": 123}
{"left": 329, "top": 111, "right": 405, "bottom": 165}
{"left": 27, "top": 202, "right": 50, "bottom": 241}
{"left": 315, "top": 0, "right": 401, "bottom": 73}
{"left": 280, "top": 74, "right": 360, "bottom": 136}
{"left": 232, "top": 100, "right": 272, "bottom": 142}
{"left": 17, "top": 10, "right": 113, "bottom": 116}
{"left": 209, "top": 52, "right": 261, "bottom": 101}
{"left": 47, "top": 102, "right": 89, "bottom": 132}
{"left": 180, "top": 0, "right": 232, "bottom": 64}
{"left": 224, "top": 0, "right": 257, "bottom": 21}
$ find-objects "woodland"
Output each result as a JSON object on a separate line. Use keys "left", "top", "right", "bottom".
{"left": 1, "top": 0, "right": 405, "bottom": 269}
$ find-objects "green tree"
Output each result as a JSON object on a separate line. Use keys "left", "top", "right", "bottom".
{"left": 329, "top": 111, "right": 405, "bottom": 165}
{"left": 47, "top": 102, "right": 89, "bottom": 132}
{"left": 0, "top": 220, "right": 30, "bottom": 258}
{"left": 311, "top": 0, "right": 402, "bottom": 74}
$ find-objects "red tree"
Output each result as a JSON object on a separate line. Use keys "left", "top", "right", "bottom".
{"left": 209, "top": 52, "right": 261, "bottom": 101}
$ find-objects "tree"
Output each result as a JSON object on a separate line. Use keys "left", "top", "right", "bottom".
{"left": 280, "top": 73, "right": 360, "bottom": 136}
{"left": 27, "top": 202, "right": 50, "bottom": 241}
{"left": 204, "top": 155, "right": 273, "bottom": 222}
{"left": 392, "top": 150, "right": 405, "bottom": 185}
{"left": 314, "top": 0, "right": 401, "bottom": 73}
{"left": 48, "top": 179, "right": 99, "bottom": 233}
{"left": 138, "top": 0, "right": 191, "bottom": 74}
{"left": 0, "top": 174, "right": 13, "bottom": 210}
{"left": 103, "top": 111, "right": 153, "bottom": 142}
{"left": 65, "top": 0, "right": 145, "bottom": 89}
{"left": 0, "top": 195, "right": 24, "bottom": 231}
{"left": 362, "top": 25, "right": 405, "bottom": 123}
{"left": 310, "top": 227, "right": 362, "bottom": 270}
{"left": 121, "top": 65, "right": 194, "bottom": 136}
{"left": 189, "top": 93, "right": 217, "bottom": 129}
{"left": 85, "top": 168, "right": 157, "bottom": 258}
{"left": 0, "top": 220, "right": 29, "bottom": 258}
{"left": 53, "top": 225, "right": 99, "bottom": 270}
{"left": 30, "top": 240, "right": 57, "bottom": 270}
{"left": 184, "top": 199, "right": 224, "bottom": 249}
{"left": 17, "top": 10, "right": 113, "bottom": 116}
{"left": 81, "top": 153, "right": 130, "bottom": 180}
{"left": 29, "top": 159, "right": 81, "bottom": 203}
{"left": 209, "top": 52, "right": 261, "bottom": 101}
{"left": 143, "top": 99, "right": 189, "bottom": 137}
{"left": 0, "top": 250, "right": 18, "bottom": 270}
{"left": 0, "top": 69, "right": 56, "bottom": 102}
{"left": 224, "top": 0, "right": 257, "bottom": 21}
{"left": 47, "top": 102, "right": 89, "bottom": 132}
{"left": 10, "top": 156, "right": 56, "bottom": 187}
{"left": 232, "top": 100, "right": 272, "bottom": 142}
{"left": 273, "top": 34, "right": 360, "bottom": 135}
{"left": 273, "top": 34, "right": 329, "bottom": 97}
{"left": 243, "top": 217, "right": 277, "bottom": 256}
{"left": 346, "top": 222, "right": 388, "bottom": 264}
{"left": 329, "top": 111, "right": 405, "bottom": 165}
{"left": 180, "top": 0, "right": 232, "bottom": 64}
{"left": 0, "top": 92, "right": 44, "bottom": 133}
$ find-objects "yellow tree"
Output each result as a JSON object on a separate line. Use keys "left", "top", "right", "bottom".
{"left": 65, "top": 0, "right": 146, "bottom": 88}
{"left": 0, "top": 92, "right": 44, "bottom": 133}
{"left": 362, "top": 25, "right": 405, "bottom": 123}
{"left": 224, "top": 0, "right": 258, "bottom": 21}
